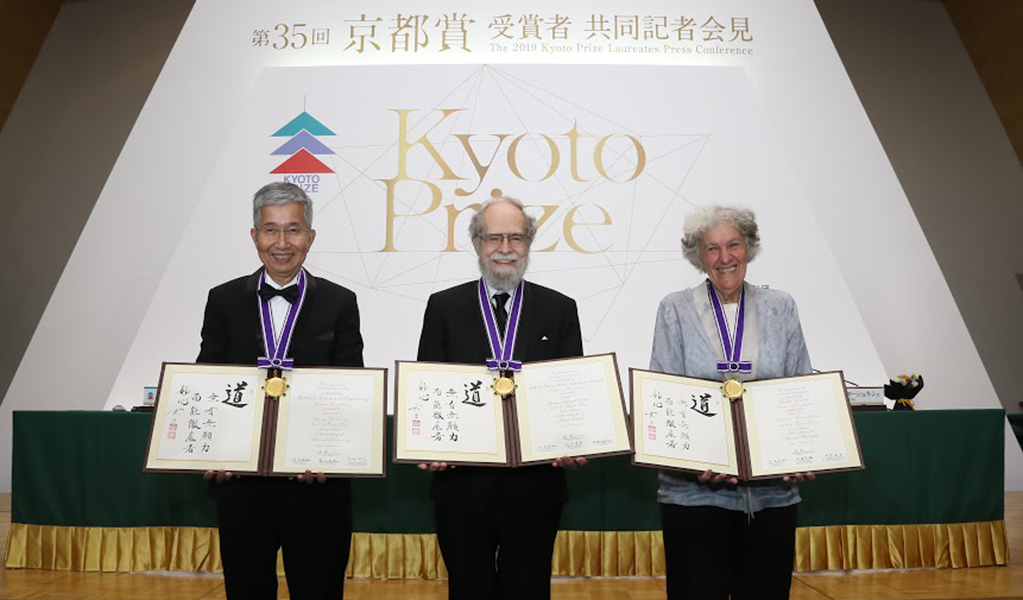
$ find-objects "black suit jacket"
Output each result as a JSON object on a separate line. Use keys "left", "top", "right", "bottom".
{"left": 197, "top": 268, "right": 364, "bottom": 503}
{"left": 417, "top": 280, "right": 583, "bottom": 512}
{"left": 198, "top": 269, "right": 364, "bottom": 369}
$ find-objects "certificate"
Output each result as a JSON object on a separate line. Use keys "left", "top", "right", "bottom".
{"left": 394, "top": 361, "right": 510, "bottom": 466}
{"left": 631, "top": 370, "right": 863, "bottom": 480}
{"left": 513, "top": 355, "right": 632, "bottom": 465}
{"left": 271, "top": 368, "right": 387, "bottom": 477}
{"left": 144, "top": 363, "right": 387, "bottom": 477}
{"left": 394, "top": 354, "right": 633, "bottom": 467}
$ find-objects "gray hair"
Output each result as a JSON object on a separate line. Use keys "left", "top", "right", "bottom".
{"left": 468, "top": 196, "right": 538, "bottom": 246}
{"left": 252, "top": 182, "right": 314, "bottom": 228}
{"left": 681, "top": 205, "right": 761, "bottom": 271}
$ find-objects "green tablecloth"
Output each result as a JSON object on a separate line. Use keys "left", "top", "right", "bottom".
{"left": 11, "top": 409, "right": 1004, "bottom": 532}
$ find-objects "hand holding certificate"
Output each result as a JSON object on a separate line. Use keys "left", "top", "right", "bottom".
{"left": 144, "top": 363, "right": 388, "bottom": 477}
{"left": 394, "top": 354, "right": 633, "bottom": 467}
{"left": 630, "top": 370, "right": 863, "bottom": 480}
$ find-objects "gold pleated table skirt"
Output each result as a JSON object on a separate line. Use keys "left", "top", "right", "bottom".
{"left": 4, "top": 522, "right": 1008, "bottom": 576}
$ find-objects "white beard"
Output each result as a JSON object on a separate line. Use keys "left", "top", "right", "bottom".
{"left": 479, "top": 251, "right": 529, "bottom": 291}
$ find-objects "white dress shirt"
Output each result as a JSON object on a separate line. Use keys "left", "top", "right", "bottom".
{"left": 263, "top": 272, "right": 301, "bottom": 344}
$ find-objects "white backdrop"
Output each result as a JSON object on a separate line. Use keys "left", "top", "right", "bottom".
{"left": 4, "top": 0, "right": 1017, "bottom": 490}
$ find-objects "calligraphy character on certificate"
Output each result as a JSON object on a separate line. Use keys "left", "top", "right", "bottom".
{"left": 650, "top": 205, "right": 814, "bottom": 600}
{"left": 196, "top": 182, "right": 364, "bottom": 600}
{"left": 416, "top": 194, "right": 587, "bottom": 600}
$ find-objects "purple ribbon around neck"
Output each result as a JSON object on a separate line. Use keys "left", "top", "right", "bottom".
{"left": 256, "top": 269, "right": 307, "bottom": 371}
{"left": 478, "top": 278, "right": 524, "bottom": 372}
{"left": 707, "top": 279, "right": 752, "bottom": 374}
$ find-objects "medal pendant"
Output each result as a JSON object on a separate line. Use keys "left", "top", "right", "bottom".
{"left": 265, "top": 376, "right": 287, "bottom": 398}
{"left": 493, "top": 376, "right": 515, "bottom": 398}
{"left": 722, "top": 379, "right": 744, "bottom": 401}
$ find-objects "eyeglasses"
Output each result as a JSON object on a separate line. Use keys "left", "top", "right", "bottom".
{"left": 480, "top": 233, "right": 528, "bottom": 247}
{"left": 257, "top": 225, "right": 310, "bottom": 240}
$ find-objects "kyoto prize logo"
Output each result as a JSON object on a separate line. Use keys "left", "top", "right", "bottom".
{"left": 269, "top": 111, "right": 336, "bottom": 192}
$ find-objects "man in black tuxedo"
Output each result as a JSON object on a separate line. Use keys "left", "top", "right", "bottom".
{"left": 198, "top": 181, "right": 363, "bottom": 600}
{"left": 417, "top": 195, "right": 585, "bottom": 600}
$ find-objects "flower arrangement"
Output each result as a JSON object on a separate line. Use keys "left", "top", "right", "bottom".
{"left": 884, "top": 373, "right": 924, "bottom": 411}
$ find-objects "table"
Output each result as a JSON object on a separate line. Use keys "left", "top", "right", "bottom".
{"left": 4, "top": 410, "right": 1007, "bottom": 575}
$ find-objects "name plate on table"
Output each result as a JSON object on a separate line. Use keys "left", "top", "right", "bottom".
{"left": 144, "top": 363, "right": 388, "bottom": 477}
{"left": 630, "top": 370, "right": 864, "bottom": 480}
{"left": 394, "top": 354, "right": 633, "bottom": 467}
{"left": 847, "top": 387, "right": 886, "bottom": 405}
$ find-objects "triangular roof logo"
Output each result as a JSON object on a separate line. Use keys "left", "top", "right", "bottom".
{"left": 272, "top": 130, "right": 336, "bottom": 156}
{"left": 270, "top": 148, "right": 335, "bottom": 174}
{"left": 272, "top": 111, "right": 336, "bottom": 137}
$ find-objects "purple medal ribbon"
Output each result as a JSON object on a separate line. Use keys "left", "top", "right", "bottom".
{"left": 256, "top": 269, "right": 307, "bottom": 371}
{"left": 478, "top": 278, "right": 524, "bottom": 372}
{"left": 707, "top": 279, "right": 751, "bottom": 374}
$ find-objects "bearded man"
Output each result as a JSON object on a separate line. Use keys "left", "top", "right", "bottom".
{"left": 416, "top": 195, "right": 586, "bottom": 600}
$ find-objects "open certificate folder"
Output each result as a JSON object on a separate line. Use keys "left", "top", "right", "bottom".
{"left": 144, "top": 363, "right": 388, "bottom": 477}
{"left": 630, "top": 370, "right": 864, "bottom": 480}
{"left": 393, "top": 354, "right": 633, "bottom": 467}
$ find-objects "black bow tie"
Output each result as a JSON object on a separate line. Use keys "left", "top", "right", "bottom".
{"left": 259, "top": 284, "right": 300, "bottom": 304}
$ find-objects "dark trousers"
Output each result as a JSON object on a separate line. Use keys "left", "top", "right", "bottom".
{"left": 435, "top": 502, "right": 563, "bottom": 600}
{"left": 661, "top": 503, "right": 798, "bottom": 600}
{"left": 215, "top": 486, "right": 353, "bottom": 600}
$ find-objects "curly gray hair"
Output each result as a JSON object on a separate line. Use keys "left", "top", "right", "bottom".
{"left": 468, "top": 196, "right": 538, "bottom": 247}
{"left": 681, "top": 205, "right": 761, "bottom": 271}
{"left": 252, "top": 182, "right": 314, "bottom": 228}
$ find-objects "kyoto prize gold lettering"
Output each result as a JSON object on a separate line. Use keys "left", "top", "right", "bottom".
{"left": 377, "top": 109, "right": 646, "bottom": 254}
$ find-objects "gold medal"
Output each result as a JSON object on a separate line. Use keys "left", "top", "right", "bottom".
{"left": 722, "top": 379, "right": 744, "bottom": 400}
{"left": 265, "top": 377, "right": 287, "bottom": 398}
{"left": 493, "top": 377, "right": 515, "bottom": 397}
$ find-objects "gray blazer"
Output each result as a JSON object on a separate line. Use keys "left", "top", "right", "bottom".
{"left": 650, "top": 280, "right": 812, "bottom": 513}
